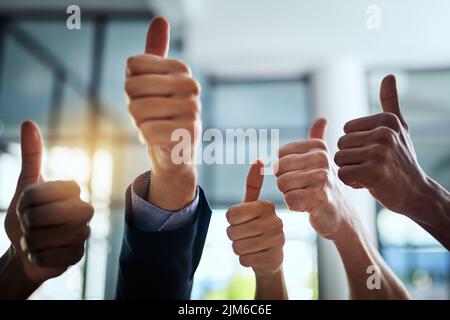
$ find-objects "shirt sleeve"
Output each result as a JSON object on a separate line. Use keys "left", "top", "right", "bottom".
{"left": 130, "top": 171, "right": 200, "bottom": 232}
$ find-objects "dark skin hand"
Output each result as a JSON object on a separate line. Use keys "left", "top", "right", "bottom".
{"left": 335, "top": 75, "right": 450, "bottom": 250}
{"left": 0, "top": 121, "right": 93, "bottom": 299}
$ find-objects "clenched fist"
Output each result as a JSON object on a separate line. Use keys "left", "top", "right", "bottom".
{"left": 125, "top": 16, "right": 200, "bottom": 210}
{"left": 275, "top": 119, "right": 412, "bottom": 299}
{"left": 126, "top": 17, "right": 200, "bottom": 175}
{"left": 226, "top": 161, "right": 287, "bottom": 299}
{"left": 226, "top": 161, "right": 284, "bottom": 276}
{"left": 334, "top": 74, "right": 426, "bottom": 217}
{"left": 4, "top": 121, "right": 93, "bottom": 285}
{"left": 335, "top": 74, "right": 450, "bottom": 249}
{"left": 275, "top": 118, "right": 353, "bottom": 240}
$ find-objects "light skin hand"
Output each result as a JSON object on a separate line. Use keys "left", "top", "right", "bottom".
{"left": 276, "top": 118, "right": 410, "bottom": 299}
{"left": 226, "top": 160, "right": 288, "bottom": 300}
{"left": 275, "top": 118, "right": 352, "bottom": 240}
{"left": 1, "top": 121, "right": 93, "bottom": 299}
{"left": 335, "top": 74, "right": 450, "bottom": 249}
{"left": 126, "top": 16, "right": 200, "bottom": 211}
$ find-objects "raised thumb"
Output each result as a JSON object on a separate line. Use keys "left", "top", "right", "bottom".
{"left": 17, "top": 120, "right": 43, "bottom": 189}
{"left": 145, "top": 16, "right": 170, "bottom": 58}
{"left": 380, "top": 74, "right": 408, "bottom": 128}
{"left": 308, "top": 118, "right": 327, "bottom": 140}
{"left": 244, "top": 160, "right": 264, "bottom": 203}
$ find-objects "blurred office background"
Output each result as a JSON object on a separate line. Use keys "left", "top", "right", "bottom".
{"left": 0, "top": 0, "right": 448, "bottom": 300}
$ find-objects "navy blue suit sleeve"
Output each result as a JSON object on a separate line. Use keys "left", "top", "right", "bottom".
{"left": 115, "top": 186, "right": 212, "bottom": 299}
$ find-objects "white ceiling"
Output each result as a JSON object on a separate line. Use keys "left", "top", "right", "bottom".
{"left": 167, "top": 0, "right": 450, "bottom": 77}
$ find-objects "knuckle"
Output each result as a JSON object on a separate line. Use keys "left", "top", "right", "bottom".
{"left": 128, "top": 100, "right": 138, "bottom": 116}
{"left": 312, "top": 139, "right": 328, "bottom": 151}
{"left": 80, "top": 226, "right": 91, "bottom": 241}
{"left": 316, "top": 169, "right": 330, "bottom": 185}
{"left": 314, "top": 150, "right": 330, "bottom": 168}
{"left": 261, "top": 200, "right": 276, "bottom": 213}
{"left": 334, "top": 150, "right": 343, "bottom": 165}
{"left": 337, "top": 167, "right": 349, "bottom": 182}
{"left": 126, "top": 55, "right": 140, "bottom": 73}
{"left": 22, "top": 208, "right": 37, "bottom": 227}
{"left": 369, "top": 144, "right": 388, "bottom": 159}
{"left": 171, "top": 59, "right": 191, "bottom": 75}
{"left": 226, "top": 206, "right": 238, "bottom": 223}
{"left": 24, "top": 233, "right": 37, "bottom": 251}
{"left": 284, "top": 196, "right": 300, "bottom": 212}
{"left": 66, "top": 180, "right": 81, "bottom": 195}
{"left": 275, "top": 177, "right": 285, "bottom": 192}
{"left": 232, "top": 241, "right": 241, "bottom": 255}
{"left": 273, "top": 216, "right": 283, "bottom": 230}
{"left": 279, "top": 233, "right": 286, "bottom": 246}
{"left": 337, "top": 135, "right": 346, "bottom": 149}
{"left": 376, "top": 127, "right": 396, "bottom": 144}
{"left": 381, "top": 112, "right": 401, "bottom": 131}
{"left": 22, "top": 186, "right": 37, "bottom": 204}
{"left": 84, "top": 203, "right": 95, "bottom": 220}
{"left": 32, "top": 253, "right": 44, "bottom": 265}
{"left": 67, "top": 246, "right": 85, "bottom": 266}
{"left": 186, "top": 78, "right": 201, "bottom": 95}
{"left": 185, "top": 97, "right": 199, "bottom": 116}
{"left": 285, "top": 198, "right": 296, "bottom": 211}
{"left": 124, "top": 78, "right": 137, "bottom": 95}
{"left": 64, "top": 248, "right": 85, "bottom": 266}
{"left": 239, "top": 255, "right": 251, "bottom": 267}
{"left": 373, "top": 163, "right": 386, "bottom": 178}
{"left": 313, "top": 188, "right": 328, "bottom": 203}
{"left": 74, "top": 246, "right": 85, "bottom": 262}
{"left": 343, "top": 120, "right": 353, "bottom": 133}
{"left": 226, "top": 226, "right": 234, "bottom": 240}
{"left": 275, "top": 250, "right": 284, "bottom": 266}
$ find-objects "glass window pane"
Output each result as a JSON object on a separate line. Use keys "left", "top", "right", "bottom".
{"left": 199, "top": 80, "right": 311, "bottom": 204}
{"left": 210, "top": 81, "right": 312, "bottom": 128}
{"left": 0, "top": 36, "right": 53, "bottom": 135}
{"left": 192, "top": 209, "right": 317, "bottom": 300}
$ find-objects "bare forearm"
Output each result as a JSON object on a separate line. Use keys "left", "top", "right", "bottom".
{"left": 254, "top": 269, "right": 288, "bottom": 300}
{"left": 408, "top": 177, "right": 450, "bottom": 250}
{"left": 334, "top": 219, "right": 410, "bottom": 300}
{"left": 148, "top": 169, "right": 197, "bottom": 211}
{"left": 0, "top": 246, "right": 40, "bottom": 300}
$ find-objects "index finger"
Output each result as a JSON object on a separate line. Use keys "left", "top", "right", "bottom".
{"left": 17, "top": 180, "right": 81, "bottom": 214}
{"left": 226, "top": 201, "right": 274, "bottom": 226}
{"left": 278, "top": 139, "right": 327, "bottom": 158}
{"left": 343, "top": 112, "right": 400, "bottom": 134}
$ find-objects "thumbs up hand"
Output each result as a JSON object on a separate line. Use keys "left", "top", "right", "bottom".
{"left": 334, "top": 74, "right": 428, "bottom": 218}
{"left": 125, "top": 16, "right": 200, "bottom": 210}
{"left": 275, "top": 118, "right": 353, "bottom": 240}
{"left": 226, "top": 161, "right": 285, "bottom": 277}
{"left": 4, "top": 121, "right": 93, "bottom": 285}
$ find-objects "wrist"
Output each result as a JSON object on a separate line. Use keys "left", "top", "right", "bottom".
{"left": 254, "top": 268, "right": 288, "bottom": 300}
{"left": 332, "top": 214, "right": 363, "bottom": 247}
{"left": 406, "top": 176, "right": 450, "bottom": 226}
{"left": 254, "top": 266, "right": 283, "bottom": 279}
{"left": 0, "top": 245, "right": 41, "bottom": 299}
{"left": 149, "top": 169, "right": 197, "bottom": 211}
